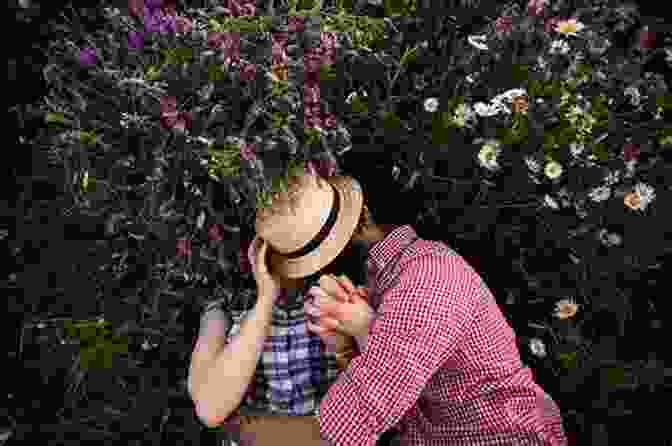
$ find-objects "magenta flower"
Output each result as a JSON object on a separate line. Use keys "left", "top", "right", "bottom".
{"left": 495, "top": 15, "right": 514, "bottom": 34}
{"left": 527, "top": 0, "right": 547, "bottom": 16}
{"left": 221, "top": 0, "right": 256, "bottom": 17}
{"left": 207, "top": 31, "right": 240, "bottom": 65}
{"left": 143, "top": 4, "right": 177, "bottom": 34}
{"left": 240, "top": 142, "right": 257, "bottom": 162}
{"left": 271, "top": 35, "right": 288, "bottom": 66}
{"left": 239, "top": 61, "right": 257, "bottom": 81}
{"left": 175, "top": 16, "right": 193, "bottom": 34}
{"left": 288, "top": 15, "right": 306, "bottom": 33}
{"left": 545, "top": 17, "right": 562, "bottom": 33}
{"left": 308, "top": 158, "right": 337, "bottom": 178}
{"left": 623, "top": 143, "right": 641, "bottom": 162}
{"left": 145, "top": 0, "right": 164, "bottom": 9}
{"left": 239, "top": 244, "right": 252, "bottom": 274}
{"left": 638, "top": 27, "right": 656, "bottom": 49}
{"left": 323, "top": 112, "right": 337, "bottom": 129}
{"left": 160, "top": 96, "right": 191, "bottom": 132}
{"left": 78, "top": 47, "right": 98, "bottom": 66}
{"left": 128, "top": 0, "right": 145, "bottom": 17}
{"left": 304, "top": 83, "right": 320, "bottom": 105}
{"left": 272, "top": 32, "right": 289, "bottom": 48}
{"left": 177, "top": 238, "right": 192, "bottom": 257}
{"left": 208, "top": 224, "right": 224, "bottom": 242}
{"left": 128, "top": 30, "right": 144, "bottom": 49}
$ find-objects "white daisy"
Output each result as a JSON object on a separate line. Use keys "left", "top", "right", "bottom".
{"left": 524, "top": 156, "right": 542, "bottom": 173}
{"left": 603, "top": 170, "right": 621, "bottom": 186}
{"left": 530, "top": 338, "right": 547, "bottom": 358}
{"left": 473, "top": 102, "right": 501, "bottom": 117}
{"left": 468, "top": 35, "right": 489, "bottom": 51}
{"left": 549, "top": 39, "right": 571, "bottom": 55}
{"left": 544, "top": 161, "right": 564, "bottom": 179}
{"left": 570, "top": 143, "right": 585, "bottom": 158}
{"left": 543, "top": 195, "right": 560, "bottom": 209}
{"left": 424, "top": 97, "right": 439, "bottom": 113}
{"left": 624, "top": 86, "right": 641, "bottom": 106}
{"left": 495, "top": 88, "right": 528, "bottom": 103}
{"left": 624, "top": 159, "right": 637, "bottom": 178}
{"left": 597, "top": 229, "right": 622, "bottom": 247}
{"left": 588, "top": 185, "right": 612, "bottom": 202}
{"left": 477, "top": 139, "right": 502, "bottom": 171}
{"left": 634, "top": 182, "right": 657, "bottom": 210}
{"left": 452, "top": 103, "right": 477, "bottom": 128}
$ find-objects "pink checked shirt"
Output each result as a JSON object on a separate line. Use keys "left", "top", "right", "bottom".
{"left": 318, "top": 225, "right": 567, "bottom": 446}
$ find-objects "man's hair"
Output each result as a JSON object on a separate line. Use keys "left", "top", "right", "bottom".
{"left": 340, "top": 151, "right": 423, "bottom": 229}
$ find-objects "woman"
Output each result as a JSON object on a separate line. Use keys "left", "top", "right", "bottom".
{"left": 187, "top": 171, "right": 391, "bottom": 445}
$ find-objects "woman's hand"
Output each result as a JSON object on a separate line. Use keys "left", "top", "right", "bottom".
{"left": 305, "top": 275, "right": 375, "bottom": 342}
{"left": 304, "top": 275, "right": 365, "bottom": 353}
{"left": 248, "top": 237, "right": 282, "bottom": 304}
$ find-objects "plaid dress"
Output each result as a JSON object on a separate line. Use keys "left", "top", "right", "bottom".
{"left": 208, "top": 286, "right": 341, "bottom": 418}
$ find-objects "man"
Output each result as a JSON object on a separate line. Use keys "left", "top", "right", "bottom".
{"left": 300, "top": 186, "right": 569, "bottom": 444}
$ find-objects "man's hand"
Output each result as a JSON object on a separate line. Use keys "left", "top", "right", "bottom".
{"left": 305, "top": 275, "right": 374, "bottom": 342}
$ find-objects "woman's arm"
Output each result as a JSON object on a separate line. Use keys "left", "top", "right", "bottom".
{"left": 188, "top": 293, "right": 275, "bottom": 428}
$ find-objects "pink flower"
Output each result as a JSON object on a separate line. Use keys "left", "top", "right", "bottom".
{"left": 309, "top": 158, "right": 337, "bottom": 178}
{"left": 208, "top": 224, "right": 224, "bottom": 242}
{"left": 495, "top": 15, "right": 514, "bottom": 34}
{"left": 271, "top": 34, "right": 288, "bottom": 65}
{"left": 177, "top": 238, "right": 192, "bottom": 257}
{"left": 175, "top": 16, "right": 193, "bottom": 34}
{"left": 623, "top": 143, "right": 641, "bottom": 162}
{"left": 240, "top": 142, "right": 257, "bottom": 162}
{"left": 239, "top": 242, "right": 252, "bottom": 274}
{"left": 239, "top": 61, "right": 257, "bottom": 81}
{"left": 545, "top": 17, "right": 562, "bottom": 33}
{"left": 638, "top": 27, "right": 656, "bottom": 49}
{"left": 323, "top": 112, "right": 337, "bottom": 129}
{"left": 221, "top": 0, "right": 255, "bottom": 17}
{"left": 207, "top": 31, "right": 241, "bottom": 65}
{"left": 304, "top": 83, "right": 320, "bottom": 105}
{"left": 288, "top": 15, "right": 306, "bottom": 33}
{"left": 160, "top": 96, "right": 191, "bottom": 132}
{"left": 272, "top": 32, "right": 289, "bottom": 47}
{"left": 527, "top": 0, "right": 547, "bottom": 16}
{"left": 128, "top": 0, "right": 145, "bottom": 17}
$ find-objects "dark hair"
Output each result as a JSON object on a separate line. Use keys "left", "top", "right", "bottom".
{"left": 339, "top": 151, "right": 424, "bottom": 228}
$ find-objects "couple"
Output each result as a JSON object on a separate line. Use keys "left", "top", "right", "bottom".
{"left": 188, "top": 170, "right": 568, "bottom": 446}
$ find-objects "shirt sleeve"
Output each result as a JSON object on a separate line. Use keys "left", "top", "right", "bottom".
{"left": 318, "top": 254, "right": 481, "bottom": 446}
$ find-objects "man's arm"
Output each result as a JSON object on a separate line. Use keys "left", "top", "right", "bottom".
{"left": 318, "top": 255, "right": 480, "bottom": 446}
{"left": 188, "top": 292, "right": 274, "bottom": 428}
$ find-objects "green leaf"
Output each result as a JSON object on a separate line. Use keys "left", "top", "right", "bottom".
{"left": 45, "top": 112, "right": 71, "bottom": 126}
{"left": 558, "top": 351, "right": 578, "bottom": 370}
{"left": 382, "top": 111, "right": 403, "bottom": 130}
{"left": 296, "top": 0, "right": 316, "bottom": 11}
{"left": 400, "top": 46, "right": 417, "bottom": 67}
{"left": 319, "top": 64, "right": 336, "bottom": 81}
{"left": 145, "top": 65, "right": 162, "bottom": 81}
{"left": 384, "top": 0, "right": 408, "bottom": 16}
{"left": 207, "top": 63, "right": 226, "bottom": 82}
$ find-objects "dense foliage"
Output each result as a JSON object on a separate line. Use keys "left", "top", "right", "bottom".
{"left": 7, "top": 0, "right": 671, "bottom": 444}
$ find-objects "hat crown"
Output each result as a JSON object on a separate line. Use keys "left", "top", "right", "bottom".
{"left": 255, "top": 172, "right": 335, "bottom": 255}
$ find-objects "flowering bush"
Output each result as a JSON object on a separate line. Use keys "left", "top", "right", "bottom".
{"left": 11, "top": 0, "right": 671, "bottom": 444}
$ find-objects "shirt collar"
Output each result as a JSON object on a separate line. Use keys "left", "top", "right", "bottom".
{"left": 366, "top": 225, "right": 418, "bottom": 278}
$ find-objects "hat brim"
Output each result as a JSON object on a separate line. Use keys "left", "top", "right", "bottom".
{"left": 258, "top": 175, "right": 364, "bottom": 279}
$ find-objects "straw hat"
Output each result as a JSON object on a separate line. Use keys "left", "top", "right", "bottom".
{"left": 254, "top": 171, "right": 364, "bottom": 279}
